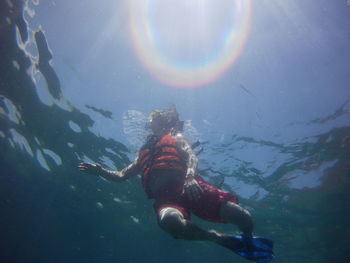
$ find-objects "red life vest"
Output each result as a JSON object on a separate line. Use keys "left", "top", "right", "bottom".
{"left": 137, "top": 133, "right": 186, "bottom": 197}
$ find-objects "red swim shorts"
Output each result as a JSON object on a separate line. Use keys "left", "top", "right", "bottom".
{"left": 154, "top": 176, "right": 238, "bottom": 223}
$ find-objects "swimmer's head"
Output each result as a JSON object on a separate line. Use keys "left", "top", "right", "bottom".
{"left": 148, "top": 106, "right": 183, "bottom": 135}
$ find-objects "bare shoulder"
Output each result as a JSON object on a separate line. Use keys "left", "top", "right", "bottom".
{"left": 175, "top": 133, "right": 191, "bottom": 150}
{"left": 175, "top": 132, "right": 185, "bottom": 139}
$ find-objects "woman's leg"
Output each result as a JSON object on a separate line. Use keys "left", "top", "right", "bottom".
{"left": 157, "top": 205, "right": 249, "bottom": 250}
{"left": 220, "top": 201, "right": 254, "bottom": 236}
{"left": 158, "top": 206, "right": 218, "bottom": 241}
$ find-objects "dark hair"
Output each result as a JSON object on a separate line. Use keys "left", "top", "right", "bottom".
{"left": 150, "top": 106, "right": 184, "bottom": 132}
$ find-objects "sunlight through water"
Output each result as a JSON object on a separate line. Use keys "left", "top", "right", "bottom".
{"left": 128, "top": 0, "right": 252, "bottom": 88}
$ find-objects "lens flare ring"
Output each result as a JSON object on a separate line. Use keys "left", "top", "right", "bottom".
{"left": 128, "top": 0, "right": 252, "bottom": 88}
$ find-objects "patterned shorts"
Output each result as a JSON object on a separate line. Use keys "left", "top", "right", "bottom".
{"left": 154, "top": 176, "right": 238, "bottom": 223}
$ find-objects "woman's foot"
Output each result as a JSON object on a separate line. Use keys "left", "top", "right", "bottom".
{"left": 209, "top": 230, "right": 244, "bottom": 250}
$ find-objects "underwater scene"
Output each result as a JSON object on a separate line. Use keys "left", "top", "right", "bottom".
{"left": 1, "top": 0, "right": 349, "bottom": 262}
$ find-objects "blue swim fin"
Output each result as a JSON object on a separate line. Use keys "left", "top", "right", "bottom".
{"left": 220, "top": 235, "right": 274, "bottom": 263}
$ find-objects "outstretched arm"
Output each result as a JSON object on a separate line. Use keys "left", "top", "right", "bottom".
{"left": 78, "top": 159, "right": 139, "bottom": 182}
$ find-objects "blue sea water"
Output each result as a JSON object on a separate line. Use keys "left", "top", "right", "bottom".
{"left": 0, "top": 0, "right": 349, "bottom": 263}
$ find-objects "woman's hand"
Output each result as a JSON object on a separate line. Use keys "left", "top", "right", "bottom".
{"left": 78, "top": 162, "right": 102, "bottom": 176}
{"left": 183, "top": 177, "right": 203, "bottom": 201}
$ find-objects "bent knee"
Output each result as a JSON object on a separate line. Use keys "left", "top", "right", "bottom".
{"left": 158, "top": 207, "right": 186, "bottom": 238}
